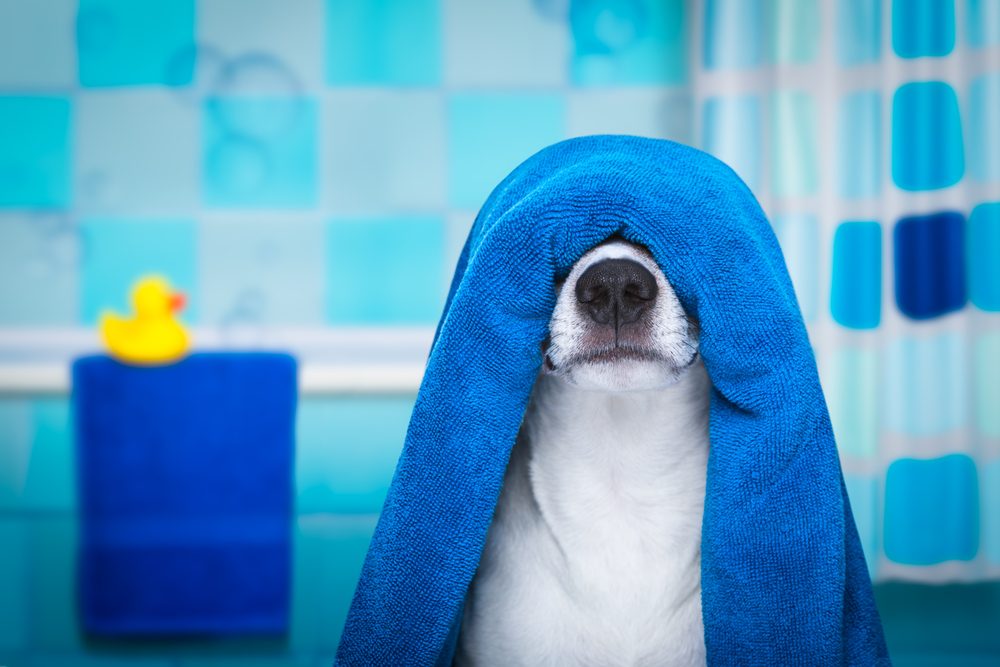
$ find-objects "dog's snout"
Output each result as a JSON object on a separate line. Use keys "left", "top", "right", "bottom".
{"left": 575, "top": 258, "right": 658, "bottom": 328}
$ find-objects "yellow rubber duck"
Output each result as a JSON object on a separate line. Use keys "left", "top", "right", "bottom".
{"left": 100, "top": 275, "right": 191, "bottom": 365}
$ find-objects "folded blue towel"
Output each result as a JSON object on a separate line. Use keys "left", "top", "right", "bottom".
{"left": 73, "top": 352, "right": 296, "bottom": 636}
{"left": 335, "top": 135, "right": 890, "bottom": 665}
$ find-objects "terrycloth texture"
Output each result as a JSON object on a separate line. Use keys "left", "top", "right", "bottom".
{"left": 334, "top": 135, "right": 890, "bottom": 666}
{"left": 73, "top": 352, "right": 296, "bottom": 635}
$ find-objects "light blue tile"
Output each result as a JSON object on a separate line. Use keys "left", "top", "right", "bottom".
{"left": 0, "top": 519, "right": 27, "bottom": 651}
{"left": 969, "top": 74, "right": 1000, "bottom": 184}
{"left": 885, "top": 332, "right": 966, "bottom": 436}
{"left": 22, "top": 399, "right": 75, "bottom": 512}
{"left": 79, "top": 218, "right": 198, "bottom": 324}
{"left": 770, "top": 91, "right": 818, "bottom": 197}
{"left": 291, "top": 514, "right": 377, "bottom": 652}
{"left": 0, "top": 400, "right": 31, "bottom": 509}
{"left": 296, "top": 396, "right": 414, "bottom": 514}
{"left": 447, "top": 93, "right": 565, "bottom": 209}
{"left": 891, "top": 0, "right": 955, "bottom": 58}
{"left": 767, "top": 0, "right": 820, "bottom": 64}
{"left": 884, "top": 454, "right": 979, "bottom": 566}
{"left": 974, "top": 334, "right": 1000, "bottom": 437}
{"left": 325, "top": 0, "right": 441, "bottom": 85}
{"left": 838, "top": 91, "right": 881, "bottom": 198}
{"left": 837, "top": 0, "right": 881, "bottom": 65}
{"left": 771, "top": 214, "right": 819, "bottom": 322}
{"left": 26, "top": 516, "right": 82, "bottom": 650}
{"left": 892, "top": 81, "right": 964, "bottom": 191}
{"left": 203, "top": 96, "right": 318, "bottom": 208}
{"left": 703, "top": 0, "right": 764, "bottom": 69}
{"left": 701, "top": 95, "right": 762, "bottom": 192}
{"left": 968, "top": 203, "right": 1000, "bottom": 312}
{"left": 984, "top": 459, "right": 1000, "bottom": 565}
{"left": 570, "top": 0, "right": 686, "bottom": 85}
{"left": 201, "top": 217, "right": 325, "bottom": 325}
{"left": 0, "top": 0, "right": 77, "bottom": 87}
{"left": 567, "top": 90, "right": 693, "bottom": 144}
{"left": 0, "top": 213, "right": 78, "bottom": 325}
{"left": 967, "top": 0, "right": 1000, "bottom": 47}
{"left": 831, "top": 221, "right": 882, "bottom": 329}
{"left": 844, "top": 474, "right": 878, "bottom": 577}
{"left": 324, "top": 91, "right": 445, "bottom": 213}
{"left": 326, "top": 216, "right": 445, "bottom": 324}
{"left": 77, "top": 0, "right": 195, "bottom": 87}
{"left": 0, "top": 96, "right": 71, "bottom": 209}
{"left": 827, "top": 346, "right": 880, "bottom": 459}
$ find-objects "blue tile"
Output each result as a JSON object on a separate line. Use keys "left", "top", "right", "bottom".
{"left": 447, "top": 93, "right": 565, "bottom": 209}
{"left": 0, "top": 213, "right": 78, "bottom": 325}
{"left": 0, "top": 96, "right": 71, "bottom": 209}
{"left": 79, "top": 218, "right": 198, "bottom": 324}
{"left": 570, "top": 0, "right": 687, "bottom": 85}
{"left": 0, "top": 519, "right": 27, "bottom": 651}
{"left": 703, "top": 0, "right": 764, "bottom": 69}
{"left": 22, "top": 399, "right": 75, "bottom": 511}
{"left": 893, "top": 210, "right": 966, "bottom": 320}
{"left": 892, "top": 81, "right": 964, "bottom": 191}
{"left": 771, "top": 214, "right": 818, "bottom": 322}
{"left": 0, "top": 400, "right": 31, "bottom": 509}
{"left": 325, "top": 0, "right": 441, "bottom": 85}
{"left": 844, "top": 475, "right": 878, "bottom": 577}
{"left": 892, "top": 0, "right": 955, "bottom": 58}
{"left": 831, "top": 221, "right": 882, "bottom": 329}
{"left": 77, "top": 0, "right": 195, "bottom": 87}
{"left": 838, "top": 91, "right": 881, "bottom": 198}
{"left": 968, "top": 203, "right": 1000, "bottom": 312}
{"left": 885, "top": 332, "right": 966, "bottom": 436}
{"left": 884, "top": 454, "right": 979, "bottom": 566}
{"left": 202, "top": 96, "right": 318, "bottom": 208}
{"left": 200, "top": 217, "right": 325, "bottom": 325}
{"left": 326, "top": 217, "right": 445, "bottom": 324}
{"left": 837, "top": 0, "right": 881, "bottom": 65}
{"left": 984, "top": 459, "right": 1000, "bottom": 564}
{"left": 969, "top": 74, "right": 1000, "bottom": 183}
{"left": 296, "top": 396, "right": 414, "bottom": 514}
{"left": 967, "top": 0, "right": 1000, "bottom": 47}
{"left": 701, "top": 95, "right": 762, "bottom": 192}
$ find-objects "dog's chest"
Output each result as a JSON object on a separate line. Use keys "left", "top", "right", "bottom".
{"left": 456, "top": 370, "right": 711, "bottom": 666}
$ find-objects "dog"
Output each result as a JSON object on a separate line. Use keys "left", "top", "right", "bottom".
{"left": 454, "top": 236, "right": 711, "bottom": 667}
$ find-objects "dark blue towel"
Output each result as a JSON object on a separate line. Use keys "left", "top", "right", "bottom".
{"left": 335, "top": 135, "right": 890, "bottom": 665}
{"left": 72, "top": 352, "right": 296, "bottom": 636}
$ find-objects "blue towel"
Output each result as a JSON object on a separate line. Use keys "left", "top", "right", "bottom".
{"left": 335, "top": 135, "right": 890, "bottom": 665}
{"left": 73, "top": 352, "right": 296, "bottom": 636}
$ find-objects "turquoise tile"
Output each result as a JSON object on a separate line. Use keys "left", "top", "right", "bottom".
{"left": 844, "top": 474, "right": 878, "bottom": 577}
{"left": 26, "top": 516, "right": 82, "bottom": 650}
{"left": 0, "top": 399, "right": 31, "bottom": 509}
{"left": 968, "top": 0, "right": 1000, "bottom": 47}
{"left": 838, "top": 91, "right": 881, "bottom": 198}
{"left": 968, "top": 203, "right": 1000, "bottom": 312}
{"left": 291, "top": 514, "right": 377, "bottom": 652}
{"left": 0, "top": 96, "right": 71, "bottom": 208}
{"left": 325, "top": 0, "right": 441, "bottom": 85}
{"left": 447, "top": 93, "right": 565, "bottom": 209}
{"left": 831, "top": 221, "right": 882, "bottom": 329}
{"left": 984, "top": 459, "right": 1000, "bottom": 565}
{"left": 297, "top": 396, "right": 414, "bottom": 514}
{"left": 200, "top": 218, "right": 325, "bottom": 325}
{"left": 885, "top": 332, "right": 966, "bottom": 436}
{"left": 0, "top": 519, "right": 28, "bottom": 651}
{"left": 77, "top": 0, "right": 195, "bottom": 87}
{"left": 0, "top": 214, "right": 78, "bottom": 325}
{"left": 178, "top": 658, "right": 313, "bottom": 667}
{"left": 79, "top": 218, "right": 198, "bottom": 324}
{"left": 826, "top": 346, "right": 880, "bottom": 459}
{"left": 884, "top": 455, "right": 979, "bottom": 566}
{"left": 767, "top": 0, "right": 820, "bottom": 64}
{"left": 326, "top": 217, "right": 445, "bottom": 324}
{"left": 701, "top": 95, "right": 762, "bottom": 192}
{"left": 837, "top": 0, "right": 881, "bottom": 65}
{"left": 22, "top": 399, "right": 75, "bottom": 512}
{"left": 892, "top": 81, "right": 964, "bottom": 191}
{"left": 969, "top": 74, "right": 1000, "bottom": 183}
{"left": 703, "top": 0, "right": 764, "bottom": 69}
{"left": 203, "top": 96, "right": 318, "bottom": 208}
{"left": 570, "top": 0, "right": 686, "bottom": 85}
{"left": 892, "top": 0, "right": 955, "bottom": 58}
{"left": 771, "top": 214, "right": 818, "bottom": 322}
{"left": 770, "top": 91, "right": 818, "bottom": 197}
{"left": 0, "top": 0, "right": 76, "bottom": 87}
{"left": 974, "top": 334, "right": 1000, "bottom": 437}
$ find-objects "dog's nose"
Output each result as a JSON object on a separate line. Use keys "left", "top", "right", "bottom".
{"left": 575, "top": 258, "right": 658, "bottom": 328}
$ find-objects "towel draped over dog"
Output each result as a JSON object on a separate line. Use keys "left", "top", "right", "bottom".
{"left": 334, "top": 135, "right": 890, "bottom": 666}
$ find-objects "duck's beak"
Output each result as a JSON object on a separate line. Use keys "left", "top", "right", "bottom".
{"left": 169, "top": 292, "right": 186, "bottom": 313}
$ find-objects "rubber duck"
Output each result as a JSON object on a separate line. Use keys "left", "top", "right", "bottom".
{"left": 100, "top": 275, "right": 191, "bottom": 365}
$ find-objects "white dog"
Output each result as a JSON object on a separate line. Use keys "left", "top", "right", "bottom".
{"left": 455, "top": 236, "right": 711, "bottom": 667}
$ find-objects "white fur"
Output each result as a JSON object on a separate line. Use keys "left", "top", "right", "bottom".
{"left": 455, "top": 240, "right": 711, "bottom": 666}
